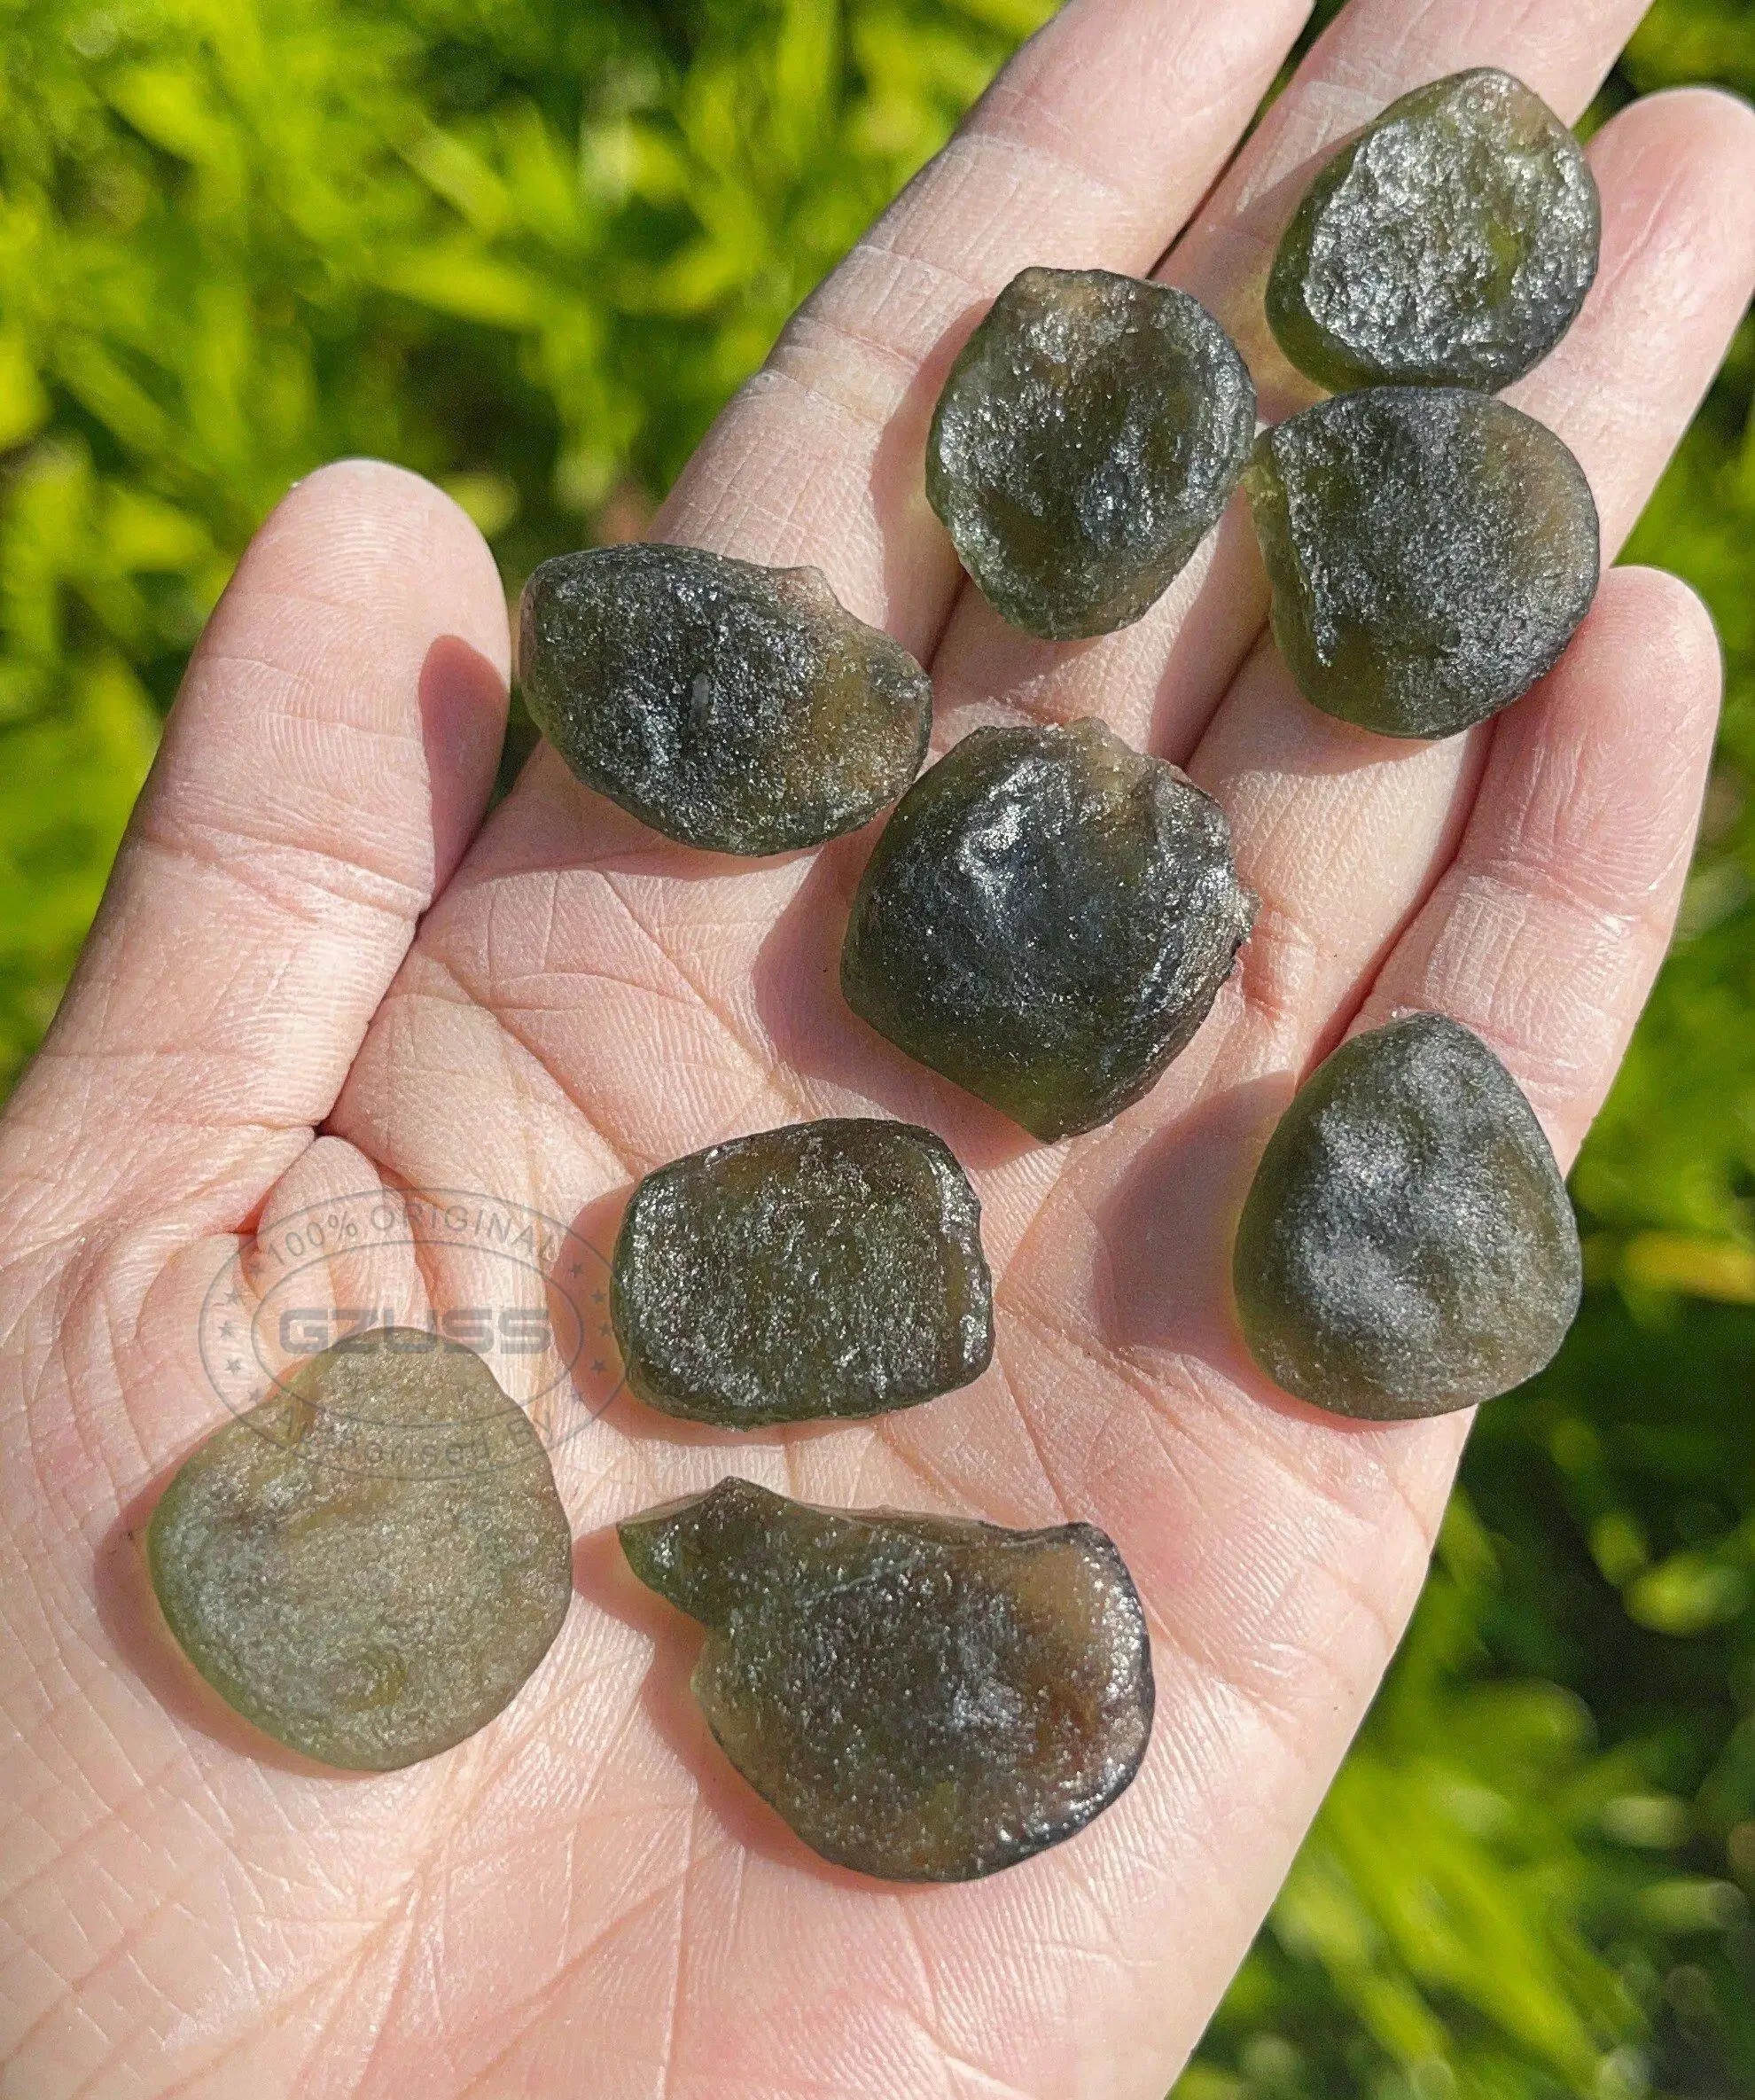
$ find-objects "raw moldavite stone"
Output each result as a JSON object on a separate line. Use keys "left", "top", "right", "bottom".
{"left": 1267, "top": 68, "right": 1601, "bottom": 395}
{"left": 1244, "top": 387, "right": 1599, "bottom": 738}
{"left": 841, "top": 719, "right": 1255, "bottom": 1141}
{"left": 147, "top": 1331, "right": 573, "bottom": 1769}
{"left": 612, "top": 1118, "right": 993, "bottom": 1428}
{"left": 926, "top": 267, "right": 1256, "bottom": 639}
{"left": 1233, "top": 1014, "right": 1582, "bottom": 1422}
{"left": 518, "top": 543, "right": 932, "bottom": 854}
{"left": 620, "top": 1479, "right": 1154, "bottom": 1880}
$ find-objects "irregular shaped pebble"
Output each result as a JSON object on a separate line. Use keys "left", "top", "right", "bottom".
{"left": 1268, "top": 68, "right": 1601, "bottom": 395}
{"left": 1244, "top": 387, "right": 1599, "bottom": 738}
{"left": 841, "top": 719, "right": 1255, "bottom": 1141}
{"left": 148, "top": 1331, "right": 573, "bottom": 1770}
{"left": 612, "top": 1118, "right": 994, "bottom": 1428}
{"left": 620, "top": 1479, "right": 1154, "bottom": 1880}
{"left": 518, "top": 543, "right": 932, "bottom": 854}
{"left": 927, "top": 267, "right": 1256, "bottom": 639}
{"left": 1233, "top": 1014, "right": 1582, "bottom": 1421}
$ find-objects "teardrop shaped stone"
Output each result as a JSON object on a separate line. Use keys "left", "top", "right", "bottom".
{"left": 620, "top": 1479, "right": 1154, "bottom": 1881}
{"left": 518, "top": 543, "right": 932, "bottom": 855}
{"left": 148, "top": 1330, "right": 573, "bottom": 1769}
{"left": 1268, "top": 68, "right": 1601, "bottom": 395}
{"left": 1233, "top": 1014, "right": 1582, "bottom": 1421}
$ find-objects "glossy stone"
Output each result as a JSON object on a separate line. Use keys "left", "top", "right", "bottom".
{"left": 620, "top": 1479, "right": 1153, "bottom": 1880}
{"left": 148, "top": 1331, "right": 573, "bottom": 1770}
{"left": 926, "top": 267, "right": 1256, "bottom": 639}
{"left": 1268, "top": 69, "right": 1601, "bottom": 395}
{"left": 1233, "top": 1014, "right": 1582, "bottom": 1421}
{"left": 517, "top": 543, "right": 932, "bottom": 854}
{"left": 841, "top": 719, "right": 1255, "bottom": 1140}
{"left": 1244, "top": 387, "right": 1598, "bottom": 738}
{"left": 612, "top": 1119, "right": 994, "bottom": 1429}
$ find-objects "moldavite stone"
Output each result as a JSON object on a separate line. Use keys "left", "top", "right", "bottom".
{"left": 612, "top": 1119, "right": 993, "bottom": 1429}
{"left": 1233, "top": 1014, "right": 1582, "bottom": 1421}
{"left": 620, "top": 1479, "right": 1153, "bottom": 1880}
{"left": 841, "top": 719, "right": 1255, "bottom": 1141}
{"left": 148, "top": 1331, "right": 573, "bottom": 1770}
{"left": 1268, "top": 69, "right": 1601, "bottom": 394}
{"left": 518, "top": 544, "right": 932, "bottom": 854}
{"left": 926, "top": 267, "right": 1256, "bottom": 639}
{"left": 1244, "top": 387, "right": 1599, "bottom": 738}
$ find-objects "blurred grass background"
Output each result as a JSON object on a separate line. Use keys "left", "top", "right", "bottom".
{"left": 1, "top": 0, "right": 1751, "bottom": 2091}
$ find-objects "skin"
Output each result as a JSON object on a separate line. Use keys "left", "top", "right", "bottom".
{"left": 1, "top": 0, "right": 1752, "bottom": 2093}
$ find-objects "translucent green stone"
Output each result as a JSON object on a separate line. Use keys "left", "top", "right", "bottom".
{"left": 148, "top": 1331, "right": 573, "bottom": 1769}
{"left": 517, "top": 544, "right": 932, "bottom": 854}
{"left": 1244, "top": 387, "right": 1599, "bottom": 738}
{"left": 611, "top": 1118, "right": 993, "bottom": 1428}
{"left": 1268, "top": 69, "right": 1601, "bottom": 395}
{"left": 620, "top": 1479, "right": 1154, "bottom": 1881}
{"left": 926, "top": 267, "right": 1256, "bottom": 639}
{"left": 841, "top": 719, "right": 1255, "bottom": 1140}
{"left": 1233, "top": 1015, "right": 1582, "bottom": 1421}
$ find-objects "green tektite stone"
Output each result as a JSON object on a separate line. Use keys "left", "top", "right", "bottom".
{"left": 612, "top": 1118, "right": 994, "bottom": 1429}
{"left": 518, "top": 544, "right": 932, "bottom": 855}
{"left": 620, "top": 1479, "right": 1154, "bottom": 1881}
{"left": 148, "top": 1331, "right": 573, "bottom": 1769}
{"left": 1244, "top": 387, "right": 1599, "bottom": 738}
{"left": 1268, "top": 68, "right": 1601, "bottom": 395}
{"left": 1234, "top": 1015, "right": 1582, "bottom": 1421}
{"left": 927, "top": 267, "right": 1256, "bottom": 639}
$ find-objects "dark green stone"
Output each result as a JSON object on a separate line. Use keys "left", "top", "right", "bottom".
{"left": 1244, "top": 387, "right": 1599, "bottom": 739}
{"left": 611, "top": 1118, "right": 993, "bottom": 1428}
{"left": 148, "top": 1331, "right": 573, "bottom": 1769}
{"left": 926, "top": 267, "right": 1256, "bottom": 639}
{"left": 1268, "top": 68, "right": 1601, "bottom": 395}
{"left": 1233, "top": 1015, "right": 1582, "bottom": 1421}
{"left": 620, "top": 1479, "right": 1154, "bottom": 1881}
{"left": 517, "top": 544, "right": 932, "bottom": 854}
{"left": 841, "top": 719, "right": 1255, "bottom": 1141}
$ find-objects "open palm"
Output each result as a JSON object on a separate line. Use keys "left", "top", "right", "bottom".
{"left": 5, "top": 0, "right": 1755, "bottom": 2092}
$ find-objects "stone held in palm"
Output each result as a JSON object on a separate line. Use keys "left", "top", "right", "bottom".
{"left": 840, "top": 718, "right": 1255, "bottom": 1141}
{"left": 1244, "top": 386, "right": 1599, "bottom": 739}
{"left": 517, "top": 543, "right": 932, "bottom": 855}
{"left": 1232, "top": 1013, "right": 1583, "bottom": 1422}
{"left": 1267, "top": 68, "right": 1601, "bottom": 396}
{"left": 620, "top": 1478, "right": 1155, "bottom": 1881}
{"left": 148, "top": 1329, "right": 573, "bottom": 1770}
{"left": 926, "top": 267, "right": 1257, "bottom": 639}
{"left": 611, "top": 1117, "right": 994, "bottom": 1429}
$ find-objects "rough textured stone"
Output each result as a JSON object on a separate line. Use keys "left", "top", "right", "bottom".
{"left": 926, "top": 267, "right": 1256, "bottom": 639}
{"left": 148, "top": 1331, "right": 573, "bottom": 1770}
{"left": 841, "top": 719, "right": 1255, "bottom": 1140}
{"left": 518, "top": 544, "right": 932, "bottom": 854}
{"left": 1244, "top": 386, "right": 1599, "bottom": 738}
{"left": 612, "top": 1118, "right": 994, "bottom": 1429}
{"left": 1233, "top": 1014, "right": 1582, "bottom": 1421}
{"left": 1268, "top": 68, "right": 1601, "bottom": 395}
{"left": 620, "top": 1479, "right": 1154, "bottom": 1881}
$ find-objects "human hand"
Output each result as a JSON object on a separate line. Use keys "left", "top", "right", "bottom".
{"left": 4, "top": 0, "right": 1753, "bottom": 2092}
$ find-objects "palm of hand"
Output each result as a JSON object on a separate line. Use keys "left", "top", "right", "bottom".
{"left": 4, "top": 2, "right": 1753, "bottom": 2094}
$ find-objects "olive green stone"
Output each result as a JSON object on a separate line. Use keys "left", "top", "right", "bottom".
{"left": 841, "top": 719, "right": 1255, "bottom": 1141}
{"left": 148, "top": 1331, "right": 573, "bottom": 1769}
{"left": 620, "top": 1479, "right": 1154, "bottom": 1881}
{"left": 1268, "top": 68, "right": 1601, "bottom": 395}
{"left": 1233, "top": 1014, "right": 1582, "bottom": 1421}
{"left": 517, "top": 544, "right": 932, "bottom": 855}
{"left": 612, "top": 1118, "right": 994, "bottom": 1429}
{"left": 1244, "top": 387, "right": 1599, "bottom": 739}
{"left": 926, "top": 267, "right": 1256, "bottom": 639}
